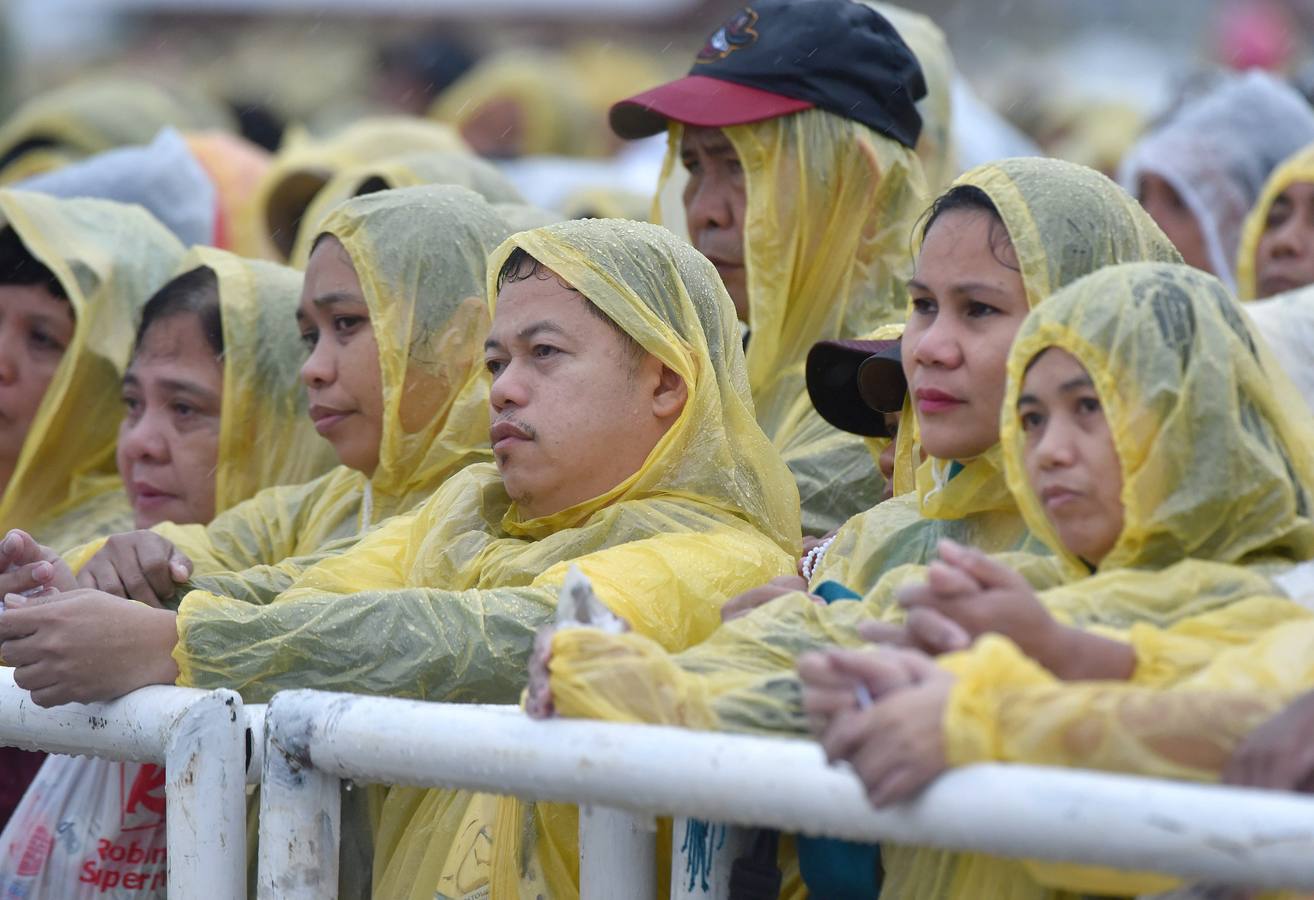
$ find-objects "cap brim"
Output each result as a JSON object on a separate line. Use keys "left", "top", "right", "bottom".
{"left": 609, "top": 74, "right": 814, "bottom": 140}
{"left": 806, "top": 339, "right": 904, "bottom": 438}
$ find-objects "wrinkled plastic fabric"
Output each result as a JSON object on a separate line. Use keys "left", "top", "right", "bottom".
{"left": 167, "top": 220, "right": 798, "bottom": 899}
{"left": 152, "top": 185, "right": 507, "bottom": 585}
{"left": 817, "top": 156, "right": 1183, "bottom": 590}
{"left": 1235, "top": 141, "right": 1314, "bottom": 300}
{"left": 1119, "top": 71, "right": 1314, "bottom": 290}
{"left": 183, "top": 132, "right": 277, "bottom": 260}
{"left": 288, "top": 150, "right": 524, "bottom": 266}
{"left": 187, "top": 246, "right": 339, "bottom": 512}
{"left": 430, "top": 50, "right": 606, "bottom": 158}
{"left": 655, "top": 109, "right": 929, "bottom": 534}
{"left": 1244, "top": 284, "right": 1314, "bottom": 415}
{"left": 869, "top": 2, "right": 959, "bottom": 193}
{"left": 253, "top": 117, "right": 468, "bottom": 259}
{"left": 0, "top": 191, "right": 184, "bottom": 551}
{"left": 0, "top": 78, "right": 234, "bottom": 184}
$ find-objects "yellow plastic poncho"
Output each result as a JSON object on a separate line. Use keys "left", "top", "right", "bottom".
{"left": 174, "top": 220, "right": 796, "bottom": 899}
{"left": 144, "top": 185, "right": 508, "bottom": 589}
{"left": 1235, "top": 141, "right": 1314, "bottom": 300}
{"left": 869, "top": 2, "right": 958, "bottom": 193}
{"left": 861, "top": 261, "right": 1314, "bottom": 900}
{"left": 815, "top": 157, "right": 1183, "bottom": 592}
{"left": 0, "top": 77, "right": 234, "bottom": 184}
{"left": 254, "top": 117, "right": 468, "bottom": 259}
{"left": 657, "top": 108, "right": 929, "bottom": 534}
{"left": 288, "top": 150, "right": 524, "bottom": 267}
{"left": 0, "top": 191, "right": 184, "bottom": 551}
{"left": 182, "top": 246, "right": 340, "bottom": 514}
{"left": 430, "top": 50, "right": 605, "bottom": 158}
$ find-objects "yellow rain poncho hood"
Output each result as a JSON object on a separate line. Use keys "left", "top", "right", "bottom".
{"left": 151, "top": 185, "right": 508, "bottom": 579}
{"left": 0, "top": 191, "right": 184, "bottom": 550}
{"left": 182, "top": 247, "right": 339, "bottom": 513}
{"left": 430, "top": 50, "right": 605, "bottom": 158}
{"left": 817, "top": 157, "right": 1183, "bottom": 591}
{"left": 173, "top": 220, "right": 798, "bottom": 900}
{"left": 1002, "top": 261, "right": 1314, "bottom": 589}
{"left": 0, "top": 78, "right": 234, "bottom": 184}
{"left": 1235, "top": 141, "right": 1314, "bottom": 300}
{"left": 657, "top": 107, "right": 928, "bottom": 533}
{"left": 255, "top": 117, "right": 467, "bottom": 259}
{"left": 288, "top": 150, "right": 524, "bottom": 267}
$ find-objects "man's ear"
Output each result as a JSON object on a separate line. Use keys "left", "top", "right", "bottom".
{"left": 651, "top": 363, "right": 688, "bottom": 421}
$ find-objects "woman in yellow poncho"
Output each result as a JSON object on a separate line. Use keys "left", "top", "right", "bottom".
{"left": 803, "top": 261, "right": 1314, "bottom": 899}
{"left": 75, "top": 185, "right": 510, "bottom": 599}
{"left": 254, "top": 116, "right": 468, "bottom": 259}
{"left": 0, "top": 191, "right": 183, "bottom": 552}
{"left": 1235, "top": 141, "right": 1314, "bottom": 300}
{"left": 0, "top": 77, "right": 234, "bottom": 184}
{"left": 287, "top": 149, "right": 524, "bottom": 266}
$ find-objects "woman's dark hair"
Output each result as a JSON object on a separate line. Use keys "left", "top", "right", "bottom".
{"left": 915, "top": 184, "right": 1018, "bottom": 271}
{"left": 134, "top": 266, "right": 223, "bottom": 358}
{"left": 0, "top": 227, "right": 66, "bottom": 298}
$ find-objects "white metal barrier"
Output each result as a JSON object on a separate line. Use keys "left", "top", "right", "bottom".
{"left": 0, "top": 667, "right": 249, "bottom": 898}
{"left": 258, "top": 689, "right": 1314, "bottom": 898}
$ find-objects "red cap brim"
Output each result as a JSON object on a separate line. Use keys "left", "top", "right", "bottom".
{"left": 609, "top": 74, "right": 814, "bottom": 140}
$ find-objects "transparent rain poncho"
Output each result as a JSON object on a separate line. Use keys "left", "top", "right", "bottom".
{"left": 657, "top": 108, "right": 930, "bottom": 534}
{"left": 288, "top": 150, "right": 524, "bottom": 266}
{"left": 253, "top": 116, "right": 468, "bottom": 259}
{"left": 1118, "top": 70, "right": 1314, "bottom": 291}
{"left": 181, "top": 246, "right": 340, "bottom": 512}
{"left": 815, "top": 157, "right": 1183, "bottom": 593}
{"left": 546, "top": 161, "right": 1186, "bottom": 735}
{"left": 0, "top": 77, "right": 234, "bottom": 184}
{"left": 1235, "top": 141, "right": 1314, "bottom": 299}
{"left": 140, "top": 185, "right": 509, "bottom": 589}
{"left": 915, "top": 261, "right": 1314, "bottom": 898}
{"left": 0, "top": 191, "right": 184, "bottom": 551}
{"left": 166, "top": 219, "right": 800, "bottom": 899}
{"left": 550, "top": 262, "right": 1314, "bottom": 900}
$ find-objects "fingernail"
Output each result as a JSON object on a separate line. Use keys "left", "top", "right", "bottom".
{"left": 32, "top": 561, "right": 52, "bottom": 581}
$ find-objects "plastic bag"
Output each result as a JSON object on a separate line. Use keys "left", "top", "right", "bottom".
{"left": 0, "top": 755, "right": 168, "bottom": 898}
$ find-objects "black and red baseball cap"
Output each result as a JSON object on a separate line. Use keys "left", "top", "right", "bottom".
{"left": 806, "top": 338, "right": 906, "bottom": 438}
{"left": 609, "top": 0, "right": 926, "bottom": 148}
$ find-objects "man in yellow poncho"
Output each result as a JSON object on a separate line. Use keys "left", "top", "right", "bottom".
{"left": 0, "top": 219, "right": 800, "bottom": 897}
{"left": 609, "top": 0, "right": 931, "bottom": 535}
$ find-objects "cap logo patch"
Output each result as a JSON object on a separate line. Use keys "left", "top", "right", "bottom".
{"left": 696, "top": 7, "right": 760, "bottom": 63}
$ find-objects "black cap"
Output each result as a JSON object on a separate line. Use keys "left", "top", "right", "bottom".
{"left": 806, "top": 338, "right": 906, "bottom": 438}
{"left": 610, "top": 0, "right": 926, "bottom": 148}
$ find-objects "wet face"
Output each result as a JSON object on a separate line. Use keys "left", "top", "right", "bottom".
{"left": 681, "top": 126, "right": 748, "bottom": 321}
{"left": 1137, "top": 172, "right": 1212, "bottom": 274}
{"left": 0, "top": 283, "right": 73, "bottom": 494}
{"left": 298, "top": 237, "right": 385, "bottom": 476}
{"left": 116, "top": 314, "right": 224, "bottom": 528}
{"left": 485, "top": 262, "right": 687, "bottom": 519}
{"left": 902, "top": 209, "right": 1029, "bottom": 461}
{"left": 1255, "top": 181, "right": 1314, "bottom": 297}
{"left": 1018, "top": 348, "right": 1124, "bottom": 567}
{"left": 460, "top": 97, "right": 526, "bottom": 159}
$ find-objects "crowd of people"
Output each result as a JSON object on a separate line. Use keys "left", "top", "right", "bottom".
{"left": 1, "top": 0, "right": 1314, "bottom": 897}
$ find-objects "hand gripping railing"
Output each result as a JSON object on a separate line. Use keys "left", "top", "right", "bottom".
{"left": 258, "top": 690, "right": 1314, "bottom": 898}
{"left": 0, "top": 667, "right": 248, "bottom": 899}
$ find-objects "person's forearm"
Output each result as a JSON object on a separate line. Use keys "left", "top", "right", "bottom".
{"left": 1035, "top": 625, "right": 1137, "bottom": 681}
